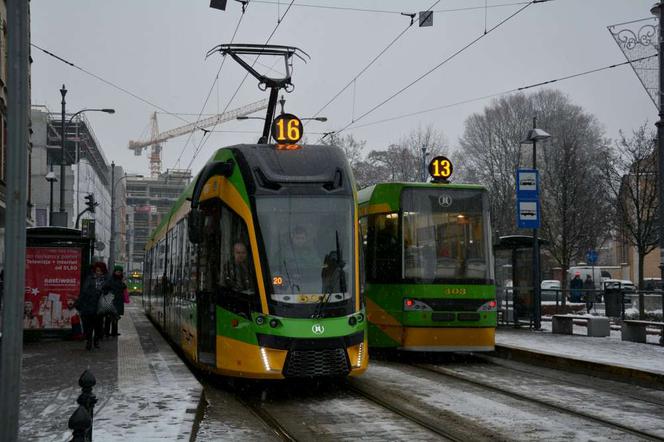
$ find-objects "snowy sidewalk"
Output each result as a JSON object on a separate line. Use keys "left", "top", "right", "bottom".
{"left": 19, "top": 302, "right": 203, "bottom": 441}
{"left": 496, "top": 326, "right": 664, "bottom": 384}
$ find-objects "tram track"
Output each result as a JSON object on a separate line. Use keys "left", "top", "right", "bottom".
{"left": 476, "top": 354, "right": 664, "bottom": 408}
{"left": 345, "top": 381, "right": 465, "bottom": 442}
{"left": 234, "top": 395, "right": 298, "bottom": 442}
{"left": 413, "top": 362, "right": 664, "bottom": 442}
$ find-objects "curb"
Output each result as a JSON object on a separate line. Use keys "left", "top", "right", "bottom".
{"left": 493, "top": 344, "right": 664, "bottom": 388}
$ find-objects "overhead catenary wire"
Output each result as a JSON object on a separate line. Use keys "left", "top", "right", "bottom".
{"left": 346, "top": 54, "right": 659, "bottom": 131}
{"left": 184, "top": 0, "right": 296, "bottom": 172}
{"left": 325, "top": 0, "right": 541, "bottom": 140}
{"left": 309, "top": 0, "right": 442, "bottom": 120}
{"left": 173, "top": 9, "right": 247, "bottom": 170}
{"left": 246, "top": 0, "right": 533, "bottom": 16}
{"left": 30, "top": 42, "right": 194, "bottom": 127}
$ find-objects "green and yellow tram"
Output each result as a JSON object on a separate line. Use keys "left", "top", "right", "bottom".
{"left": 359, "top": 161, "right": 496, "bottom": 352}
{"left": 143, "top": 142, "right": 367, "bottom": 379}
{"left": 127, "top": 271, "right": 143, "bottom": 295}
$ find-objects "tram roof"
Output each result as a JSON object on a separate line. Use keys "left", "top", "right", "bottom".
{"left": 358, "top": 181, "right": 487, "bottom": 208}
{"left": 146, "top": 143, "right": 353, "bottom": 246}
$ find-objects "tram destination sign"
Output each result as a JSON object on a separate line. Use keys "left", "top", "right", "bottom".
{"left": 428, "top": 156, "right": 453, "bottom": 182}
{"left": 272, "top": 113, "right": 303, "bottom": 144}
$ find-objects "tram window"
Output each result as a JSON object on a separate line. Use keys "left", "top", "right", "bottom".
{"left": 200, "top": 205, "right": 221, "bottom": 292}
{"left": 401, "top": 188, "right": 488, "bottom": 281}
{"left": 219, "top": 206, "right": 256, "bottom": 296}
{"left": 367, "top": 213, "right": 401, "bottom": 283}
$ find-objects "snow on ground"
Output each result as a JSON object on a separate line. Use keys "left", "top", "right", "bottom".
{"left": 357, "top": 361, "right": 643, "bottom": 441}
{"left": 497, "top": 326, "right": 664, "bottom": 375}
{"left": 436, "top": 361, "right": 664, "bottom": 438}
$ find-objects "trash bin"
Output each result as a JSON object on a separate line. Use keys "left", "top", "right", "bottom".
{"left": 604, "top": 288, "right": 622, "bottom": 317}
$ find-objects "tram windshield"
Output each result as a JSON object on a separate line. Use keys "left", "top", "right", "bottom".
{"left": 256, "top": 196, "right": 355, "bottom": 318}
{"left": 401, "top": 188, "right": 490, "bottom": 283}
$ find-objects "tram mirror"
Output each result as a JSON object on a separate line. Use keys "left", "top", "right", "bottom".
{"left": 188, "top": 210, "right": 203, "bottom": 244}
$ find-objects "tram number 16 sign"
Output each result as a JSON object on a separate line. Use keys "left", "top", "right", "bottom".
{"left": 428, "top": 156, "right": 453, "bottom": 181}
{"left": 272, "top": 113, "right": 303, "bottom": 144}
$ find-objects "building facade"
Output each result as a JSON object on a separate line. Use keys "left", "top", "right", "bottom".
{"left": 126, "top": 169, "right": 191, "bottom": 271}
{"left": 30, "top": 105, "right": 114, "bottom": 261}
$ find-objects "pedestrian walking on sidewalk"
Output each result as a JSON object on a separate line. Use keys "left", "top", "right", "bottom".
{"left": 102, "top": 265, "right": 126, "bottom": 337}
{"left": 570, "top": 273, "right": 583, "bottom": 303}
{"left": 583, "top": 275, "right": 595, "bottom": 313}
{"left": 76, "top": 261, "right": 107, "bottom": 350}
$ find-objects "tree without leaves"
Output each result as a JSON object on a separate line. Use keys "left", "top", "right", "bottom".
{"left": 603, "top": 123, "right": 658, "bottom": 317}
{"left": 456, "top": 90, "right": 613, "bottom": 293}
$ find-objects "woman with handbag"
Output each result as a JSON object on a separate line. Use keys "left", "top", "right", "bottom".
{"left": 102, "top": 265, "right": 126, "bottom": 337}
{"left": 76, "top": 262, "right": 107, "bottom": 350}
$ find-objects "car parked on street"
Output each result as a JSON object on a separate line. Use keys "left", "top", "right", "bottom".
{"left": 541, "top": 280, "right": 561, "bottom": 301}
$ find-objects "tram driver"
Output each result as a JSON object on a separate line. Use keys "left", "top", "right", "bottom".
{"left": 223, "top": 242, "right": 253, "bottom": 293}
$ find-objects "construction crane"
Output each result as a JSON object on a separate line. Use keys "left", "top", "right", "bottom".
{"left": 128, "top": 99, "right": 268, "bottom": 176}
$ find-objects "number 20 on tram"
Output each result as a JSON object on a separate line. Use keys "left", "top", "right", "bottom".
{"left": 358, "top": 156, "right": 497, "bottom": 352}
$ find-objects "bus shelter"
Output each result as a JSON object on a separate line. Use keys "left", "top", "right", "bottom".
{"left": 24, "top": 227, "right": 92, "bottom": 337}
{"left": 494, "top": 234, "right": 548, "bottom": 326}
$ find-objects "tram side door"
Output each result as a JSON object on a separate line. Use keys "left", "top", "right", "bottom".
{"left": 197, "top": 207, "right": 221, "bottom": 366}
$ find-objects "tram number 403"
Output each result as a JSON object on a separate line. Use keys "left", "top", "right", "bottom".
{"left": 272, "top": 113, "right": 303, "bottom": 144}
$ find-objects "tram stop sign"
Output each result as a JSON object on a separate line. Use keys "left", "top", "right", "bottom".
{"left": 586, "top": 249, "right": 598, "bottom": 265}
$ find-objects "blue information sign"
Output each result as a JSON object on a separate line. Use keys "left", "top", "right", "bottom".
{"left": 516, "top": 169, "right": 539, "bottom": 198}
{"left": 517, "top": 199, "right": 540, "bottom": 229}
{"left": 586, "top": 249, "right": 598, "bottom": 265}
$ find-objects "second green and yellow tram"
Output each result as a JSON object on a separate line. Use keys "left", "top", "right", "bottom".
{"left": 359, "top": 174, "right": 496, "bottom": 352}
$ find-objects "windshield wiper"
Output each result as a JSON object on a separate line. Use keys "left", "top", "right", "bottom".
{"left": 283, "top": 259, "right": 300, "bottom": 293}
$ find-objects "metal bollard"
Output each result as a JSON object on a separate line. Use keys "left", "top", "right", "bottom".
{"left": 74, "top": 369, "right": 97, "bottom": 441}
{"left": 68, "top": 405, "right": 91, "bottom": 442}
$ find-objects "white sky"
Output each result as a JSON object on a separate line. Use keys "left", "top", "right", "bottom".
{"left": 30, "top": 0, "right": 654, "bottom": 176}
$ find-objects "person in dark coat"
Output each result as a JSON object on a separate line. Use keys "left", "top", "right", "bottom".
{"left": 76, "top": 262, "right": 107, "bottom": 350}
{"left": 570, "top": 273, "right": 583, "bottom": 303}
{"left": 102, "top": 265, "right": 127, "bottom": 337}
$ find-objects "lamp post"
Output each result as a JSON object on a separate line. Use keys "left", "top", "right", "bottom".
{"left": 110, "top": 171, "right": 142, "bottom": 270}
{"left": 421, "top": 146, "right": 428, "bottom": 182}
{"left": 56, "top": 85, "right": 114, "bottom": 227}
{"left": 45, "top": 169, "right": 57, "bottom": 226}
{"left": 651, "top": 2, "right": 664, "bottom": 322}
{"left": 521, "top": 118, "right": 551, "bottom": 330}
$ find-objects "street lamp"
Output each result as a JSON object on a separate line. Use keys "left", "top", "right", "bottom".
{"left": 57, "top": 84, "right": 115, "bottom": 227}
{"left": 521, "top": 117, "right": 551, "bottom": 330}
{"left": 109, "top": 168, "right": 143, "bottom": 269}
{"left": 45, "top": 170, "right": 58, "bottom": 226}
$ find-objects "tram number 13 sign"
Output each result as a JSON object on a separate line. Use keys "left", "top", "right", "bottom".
{"left": 272, "top": 113, "right": 303, "bottom": 144}
{"left": 428, "top": 156, "right": 453, "bottom": 181}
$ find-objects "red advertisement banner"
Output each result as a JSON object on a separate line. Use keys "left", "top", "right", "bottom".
{"left": 24, "top": 247, "right": 82, "bottom": 330}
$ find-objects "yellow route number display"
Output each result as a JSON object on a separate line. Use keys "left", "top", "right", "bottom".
{"left": 428, "top": 156, "right": 454, "bottom": 181}
{"left": 272, "top": 113, "right": 303, "bottom": 144}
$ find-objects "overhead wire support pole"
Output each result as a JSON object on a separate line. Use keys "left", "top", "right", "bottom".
{"left": 1, "top": 0, "right": 30, "bottom": 440}
{"left": 652, "top": 2, "right": 664, "bottom": 327}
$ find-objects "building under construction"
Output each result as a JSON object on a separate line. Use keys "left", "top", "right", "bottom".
{"left": 126, "top": 169, "right": 191, "bottom": 271}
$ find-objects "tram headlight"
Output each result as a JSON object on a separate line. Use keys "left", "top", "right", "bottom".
{"left": 255, "top": 315, "right": 266, "bottom": 325}
{"left": 348, "top": 316, "right": 357, "bottom": 326}
{"left": 269, "top": 318, "right": 281, "bottom": 328}
{"left": 404, "top": 298, "right": 432, "bottom": 311}
{"left": 477, "top": 300, "right": 497, "bottom": 312}
{"left": 260, "top": 347, "right": 271, "bottom": 371}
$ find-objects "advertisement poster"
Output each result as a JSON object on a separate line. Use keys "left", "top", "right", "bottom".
{"left": 24, "top": 247, "right": 82, "bottom": 330}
